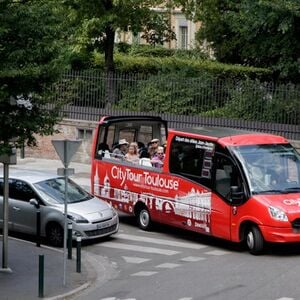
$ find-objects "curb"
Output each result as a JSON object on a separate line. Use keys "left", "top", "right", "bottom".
{"left": 44, "top": 282, "right": 91, "bottom": 300}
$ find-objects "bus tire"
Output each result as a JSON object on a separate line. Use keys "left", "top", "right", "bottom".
{"left": 246, "top": 225, "right": 264, "bottom": 255}
{"left": 137, "top": 207, "right": 152, "bottom": 231}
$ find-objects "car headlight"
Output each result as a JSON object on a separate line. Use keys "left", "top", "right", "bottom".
{"left": 67, "top": 213, "right": 89, "bottom": 223}
{"left": 111, "top": 207, "right": 117, "bottom": 217}
{"left": 269, "top": 206, "right": 288, "bottom": 222}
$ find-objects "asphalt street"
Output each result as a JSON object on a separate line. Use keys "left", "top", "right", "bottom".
{"left": 0, "top": 157, "right": 116, "bottom": 300}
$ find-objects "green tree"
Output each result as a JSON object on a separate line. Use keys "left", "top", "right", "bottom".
{"left": 176, "top": 0, "right": 300, "bottom": 82}
{"left": 64, "top": 0, "right": 176, "bottom": 72}
{"left": 0, "top": 0, "right": 69, "bottom": 156}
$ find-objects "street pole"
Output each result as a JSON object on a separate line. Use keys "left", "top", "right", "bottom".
{"left": 52, "top": 139, "right": 81, "bottom": 287}
{"left": 63, "top": 140, "right": 68, "bottom": 286}
{"left": 0, "top": 147, "right": 16, "bottom": 273}
{"left": 2, "top": 163, "right": 9, "bottom": 269}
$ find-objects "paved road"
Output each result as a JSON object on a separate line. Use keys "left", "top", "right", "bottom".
{"left": 4, "top": 158, "right": 300, "bottom": 300}
{"left": 73, "top": 213, "right": 300, "bottom": 300}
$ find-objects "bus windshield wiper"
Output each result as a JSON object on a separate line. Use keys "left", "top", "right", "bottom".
{"left": 259, "top": 189, "right": 283, "bottom": 194}
{"left": 282, "top": 187, "right": 300, "bottom": 193}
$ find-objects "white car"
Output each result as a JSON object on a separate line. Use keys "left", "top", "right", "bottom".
{"left": 0, "top": 170, "right": 119, "bottom": 246}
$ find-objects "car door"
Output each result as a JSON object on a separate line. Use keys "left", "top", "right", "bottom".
{"left": 8, "top": 179, "right": 38, "bottom": 234}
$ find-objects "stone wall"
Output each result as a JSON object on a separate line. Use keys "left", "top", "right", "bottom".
{"left": 24, "top": 119, "right": 300, "bottom": 164}
{"left": 24, "top": 119, "right": 97, "bottom": 164}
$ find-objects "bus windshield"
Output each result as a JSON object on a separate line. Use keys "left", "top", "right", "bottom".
{"left": 231, "top": 144, "right": 300, "bottom": 194}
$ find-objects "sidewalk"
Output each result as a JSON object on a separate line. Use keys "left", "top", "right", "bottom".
{"left": 0, "top": 157, "right": 111, "bottom": 300}
{"left": 9, "top": 157, "right": 92, "bottom": 192}
{"left": 0, "top": 237, "right": 90, "bottom": 300}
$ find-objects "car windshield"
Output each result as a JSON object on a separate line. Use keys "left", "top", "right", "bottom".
{"left": 34, "top": 177, "right": 93, "bottom": 204}
{"left": 231, "top": 144, "right": 300, "bottom": 194}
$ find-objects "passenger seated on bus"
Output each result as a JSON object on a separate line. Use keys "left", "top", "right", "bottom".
{"left": 137, "top": 141, "right": 149, "bottom": 158}
{"left": 97, "top": 142, "right": 110, "bottom": 155}
{"left": 151, "top": 146, "right": 165, "bottom": 168}
{"left": 125, "top": 143, "right": 139, "bottom": 164}
{"left": 148, "top": 138, "right": 160, "bottom": 158}
{"left": 112, "top": 139, "right": 129, "bottom": 159}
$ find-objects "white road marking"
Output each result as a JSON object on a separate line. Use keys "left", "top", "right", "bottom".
{"left": 276, "top": 298, "right": 294, "bottom": 300}
{"left": 100, "top": 298, "right": 136, "bottom": 300}
{"left": 116, "top": 233, "right": 206, "bottom": 249}
{"left": 99, "top": 242, "right": 180, "bottom": 255}
{"left": 156, "top": 263, "right": 180, "bottom": 269}
{"left": 181, "top": 256, "right": 206, "bottom": 262}
{"left": 131, "top": 271, "right": 158, "bottom": 276}
{"left": 204, "top": 250, "right": 231, "bottom": 256}
{"left": 137, "top": 229, "right": 156, "bottom": 234}
{"left": 178, "top": 298, "right": 193, "bottom": 300}
{"left": 122, "top": 256, "right": 150, "bottom": 264}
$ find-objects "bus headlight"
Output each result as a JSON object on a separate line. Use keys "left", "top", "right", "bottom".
{"left": 269, "top": 206, "right": 288, "bottom": 222}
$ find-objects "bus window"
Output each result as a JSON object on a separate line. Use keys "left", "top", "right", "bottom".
{"left": 169, "top": 136, "right": 214, "bottom": 187}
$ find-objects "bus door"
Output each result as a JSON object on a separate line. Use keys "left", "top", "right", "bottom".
{"left": 211, "top": 152, "right": 243, "bottom": 240}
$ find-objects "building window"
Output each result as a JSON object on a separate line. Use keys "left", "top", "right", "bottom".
{"left": 179, "top": 26, "right": 188, "bottom": 49}
{"left": 77, "top": 128, "right": 93, "bottom": 140}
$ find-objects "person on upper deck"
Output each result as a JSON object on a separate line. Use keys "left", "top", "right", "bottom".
{"left": 125, "top": 142, "right": 139, "bottom": 164}
{"left": 151, "top": 146, "right": 165, "bottom": 168}
{"left": 112, "top": 139, "right": 129, "bottom": 159}
{"left": 148, "top": 138, "right": 160, "bottom": 159}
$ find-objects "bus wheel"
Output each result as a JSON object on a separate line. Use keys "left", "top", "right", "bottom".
{"left": 137, "top": 207, "right": 152, "bottom": 230}
{"left": 246, "top": 225, "right": 264, "bottom": 255}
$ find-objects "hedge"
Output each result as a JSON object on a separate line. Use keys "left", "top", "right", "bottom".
{"left": 93, "top": 52, "right": 272, "bottom": 81}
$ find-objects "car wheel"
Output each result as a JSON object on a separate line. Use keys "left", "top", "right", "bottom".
{"left": 246, "top": 225, "right": 264, "bottom": 255}
{"left": 137, "top": 207, "right": 152, "bottom": 230}
{"left": 47, "top": 223, "right": 64, "bottom": 247}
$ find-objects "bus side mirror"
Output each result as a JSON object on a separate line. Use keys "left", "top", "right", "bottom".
{"left": 230, "top": 186, "right": 244, "bottom": 204}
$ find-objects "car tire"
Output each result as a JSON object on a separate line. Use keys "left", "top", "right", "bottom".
{"left": 46, "top": 223, "right": 64, "bottom": 247}
{"left": 246, "top": 225, "right": 264, "bottom": 255}
{"left": 137, "top": 207, "right": 152, "bottom": 230}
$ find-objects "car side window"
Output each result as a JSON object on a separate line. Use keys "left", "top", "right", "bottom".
{"left": 9, "top": 179, "right": 36, "bottom": 202}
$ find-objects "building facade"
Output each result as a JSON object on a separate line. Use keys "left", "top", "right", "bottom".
{"left": 115, "top": 6, "right": 200, "bottom": 50}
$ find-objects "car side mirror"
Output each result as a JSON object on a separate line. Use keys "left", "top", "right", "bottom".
{"left": 29, "top": 198, "right": 40, "bottom": 209}
{"left": 230, "top": 186, "right": 244, "bottom": 204}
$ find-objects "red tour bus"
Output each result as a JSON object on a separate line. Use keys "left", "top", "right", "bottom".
{"left": 91, "top": 116, "right": 300, "bottom": 254}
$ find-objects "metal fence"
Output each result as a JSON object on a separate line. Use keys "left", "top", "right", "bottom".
{"left": 51, "top": 70, "right": 300, "bottom": 140}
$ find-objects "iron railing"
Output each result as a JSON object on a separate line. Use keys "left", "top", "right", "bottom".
{"left": 50, "top": 70, "right": 300, "bottom": 140}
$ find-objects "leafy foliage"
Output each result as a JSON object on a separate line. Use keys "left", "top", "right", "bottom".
{"left": 64, "top": 0, "right": 177, "bottom": 72}
{"left": 113, "top": 72, "right": 299, "bottom": 125}
{"left": 175, "top": 0, "right": 300, "bottom": 82}
{"left": 0, "top": 0, "right": 68, "bottom": 155}
{"left": 93, "top": 52, "right": 271, "bottom": 80}
{"left": 197, "top": 80, "right": 300, "bottom": 125}
{"left": 127, "top": 44, "right": 209, "bottom": 59}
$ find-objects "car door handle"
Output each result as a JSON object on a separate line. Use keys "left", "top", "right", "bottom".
{"left": 13, "top": 206, "right": 20, "bottom": 211}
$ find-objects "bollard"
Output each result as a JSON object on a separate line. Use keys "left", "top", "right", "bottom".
{"left": 36, "top": 209, "right": 41, "bottom": 247}
{"left": 20, "top": 143, "right": 25, "bottom": 159}
{"left": 67, "top": 223, "right": 72, "bottom": 260}
{"left": 76, "top": 236, "right": 81, "bottom": 273}
{"left": 38, "top": 255, "right": 44, "bottom": 298}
